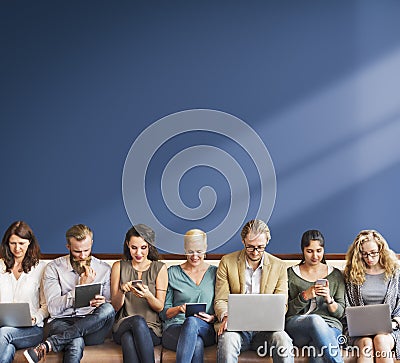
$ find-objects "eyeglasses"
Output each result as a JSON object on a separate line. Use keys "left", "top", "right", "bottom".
{"left": 245, "top": 245, "right": 266, "bottom": 253}
{"left": 361, "top": 251, "right": 380, "bottom": 259}
{"left": 185, "top": 250, "right": 206, "bottom": 256}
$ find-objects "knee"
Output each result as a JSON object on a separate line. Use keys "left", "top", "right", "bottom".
{"left": 307, "top": 314, "right": 325, "bottom": 324}
{"left": 182, "top": 316, "right": 199, "bottom": 330}
{"left": 130, "top": 315, "right": 147, "bottom": 325}
{"left": 68, "top": 337, "right": 85, "bottom": 351}
{"left": 218, "top": 331, "right": 241, "bottom": 351}
{"left": 130, "top": 315, "right": 148, "bottom": 332}
{"left": 373, "top": 334, "right": 391, "bottom": 349}
{"left": 304, "top": 314, "right": 327, "bottom": 331}
{"left": 356, "top": 337, "right": 374, "bottom": 357}
{"left": 271, "top": 331, "right": 293, "bottom": 348}
{"left": 357, "top": 337, "right": 373, "bottom": 349}
{"left": 184, "top": 316, "right": 197, "bottom": 325}
{"left": 0, "top": 328, "right": 10, "bottom": 344}
{"left": 97, "top": 303, "right": 115, "bottom": 320}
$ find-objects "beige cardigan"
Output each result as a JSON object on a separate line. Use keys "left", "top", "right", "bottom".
{"left": 214, "top": 249, "right": 288, "bottom": 332}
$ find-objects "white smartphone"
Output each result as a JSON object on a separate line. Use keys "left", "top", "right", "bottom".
{"left": 315, "top": 278, "right": 328, "bottom": 286}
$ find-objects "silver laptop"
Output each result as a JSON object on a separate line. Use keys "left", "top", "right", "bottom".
{"left": 0, "top": 302, "right": 32, "bottom": 327}
{"left": 346, "top": 304, "right": 392, "bottom": 337}
{"left": 227, "top": 294, "right": 286, "bottom": 331}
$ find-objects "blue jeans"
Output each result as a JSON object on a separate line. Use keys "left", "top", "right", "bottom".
{"left": 217, "top": 329, "right": 293, "bottom": 363}
{"left": 285, "top": 315, "right": 343, "bottom": 363}
{"left": 162, "top": 316, "right": 216, "bottom": 363}
{"left": 0, "top": 326, "right": 43, "bottom": 363}
{"left": 47, "top": 303, "right": 115, "bottom": 363}
{"left": 112, "top": 315, "right": 161, "bottom": 363}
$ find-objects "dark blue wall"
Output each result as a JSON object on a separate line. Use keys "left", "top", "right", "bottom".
{"left": 1, "top": 0, "right": 400, "bottom": 254}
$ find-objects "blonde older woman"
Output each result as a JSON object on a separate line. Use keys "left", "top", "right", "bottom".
{"left": 160, "top": 229, "right": 217, "bottom": 363}
{"left": 344, "top": 230, "right": 400, "bottom": 363}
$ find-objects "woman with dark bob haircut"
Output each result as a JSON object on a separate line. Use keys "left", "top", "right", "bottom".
{"left": 0, "top": 221, "right": 48, "bottom": 363}
{"left": 285, "top": 230, "right": 345, "bottom": 363}
{"left": 110, "top": 224, "right": 168, "bottom": 363}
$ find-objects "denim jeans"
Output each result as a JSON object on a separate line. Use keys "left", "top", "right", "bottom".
{"left": 47, "top": 303, "right": 115, "bottom": 363}
{"left": 112, "top": 315, "right": 161, "bottom": 363}
{"left": 285, "top": 315, "right": 343, "bottom": 363}
{"left": 217, "top": 329, "right": 294, "bottom": 363}
{"left": 0, "top": 326, "right": 43, "bottom": 363}
{"left": 162, "top": 316, "right": 216, "bottom": 363}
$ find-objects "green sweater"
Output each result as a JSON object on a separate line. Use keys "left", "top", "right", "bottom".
{"left": 286, "top": 266, "right": 345, "bottom": 331}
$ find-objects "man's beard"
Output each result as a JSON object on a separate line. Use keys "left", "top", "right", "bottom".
{"left": 70, "top": 255, "right": 92, "bottom": 275}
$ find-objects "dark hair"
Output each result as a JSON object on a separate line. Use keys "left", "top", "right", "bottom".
{"left": 0, "top": 221, "right": 41, "bottom": 273}
{"left": 123, "top": 226, "right": 159, "bottom": 261}
{"left": 300, "top": 229, "right": 326, "bottom": 264}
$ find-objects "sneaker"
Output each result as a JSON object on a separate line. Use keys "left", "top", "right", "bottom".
{"left": 24, "top": 343, "right": 47, "bottom": 363}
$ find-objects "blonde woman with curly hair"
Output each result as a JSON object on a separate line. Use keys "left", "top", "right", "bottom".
{"left": 344, "top": 230, "right": 400, "bottom": 363}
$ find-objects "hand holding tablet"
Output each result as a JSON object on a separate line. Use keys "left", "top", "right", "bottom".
{"left": 75, "top": 282, "right": 102, "bottom": 308}
{"left": 185, "top": 303, "right": 207, "bottom": 318}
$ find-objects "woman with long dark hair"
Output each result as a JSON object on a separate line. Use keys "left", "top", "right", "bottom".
{"left": 0, "top": 221, "right": 48, "bottom": 363}
{"left": 110, "top": 224, "right": 168, "bottom": 363}
{"left": 285, "top": 230, "right": 345, "bottom": 363}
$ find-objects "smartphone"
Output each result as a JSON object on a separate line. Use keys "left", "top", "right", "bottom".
{"left": 130, "top": 279, "right": 143, "bottom": 286}
{"left": 315, "top": 278, "right": 328, "bottom": 286}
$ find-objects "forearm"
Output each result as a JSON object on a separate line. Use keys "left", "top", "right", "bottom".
{"left": 166, "top": 305, "right": 184, "bottom": 319}
{"left": 145, "top": 294, "right": 165, "bottom": 313}
{"left": 111, "top": 289, "right": 125, "bottom": 311}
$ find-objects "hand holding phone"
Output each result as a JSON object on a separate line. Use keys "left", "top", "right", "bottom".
{"left": 314, "top": 278, "right": 330, "bottom": 298}
{"left": 315, "top": 278, "right": 328, "bottom": 287}
{"left": 130, "top": 279, "right": 143, "bottom": 287}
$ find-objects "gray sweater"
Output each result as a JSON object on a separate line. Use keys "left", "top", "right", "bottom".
{"left": 345, "top": 268, "right": 400, "bottom": 359}
{"left": 286, "top": 266, "right": 345, "bottom": 331}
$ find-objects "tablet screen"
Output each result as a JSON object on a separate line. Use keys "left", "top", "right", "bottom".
{"left": 75, "top": 283, "right": 102, "bottom": 308}
{"left": 185, "top": 303, "right": 207, "bottom": 318}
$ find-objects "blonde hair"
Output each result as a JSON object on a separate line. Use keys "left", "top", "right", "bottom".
{"left": 184, "top": 229, "right": 207, "bottom": 251}
{"left": 344, "top": 229, "right": 399, "bottom": 285}
{"left": 66, "top": 224, "right": 93, "bottom": 245}
{"left": 241, "top": 219, "right": 271, "bottom": 242}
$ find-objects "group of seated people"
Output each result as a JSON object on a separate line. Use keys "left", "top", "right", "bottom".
{"left": 0, "top": 219, "right": 399, "bottom": 363}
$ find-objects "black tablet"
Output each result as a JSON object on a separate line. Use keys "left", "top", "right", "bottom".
{"left": 185, "top": 303, "right": 207, "bottom": 318}
{"left": 75, "top": 283, "right": 102, "bottom": 308}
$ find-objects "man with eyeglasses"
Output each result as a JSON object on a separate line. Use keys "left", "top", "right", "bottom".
{"left": 214, "top": 219, "right": 293, "bottom": 363}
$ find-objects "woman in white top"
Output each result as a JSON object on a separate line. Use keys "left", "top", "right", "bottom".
{"left": 0, "top": 221, "right": 48, "bottom": 363}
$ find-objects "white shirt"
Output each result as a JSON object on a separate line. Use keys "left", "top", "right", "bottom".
{"left": 0, "top": 259, "right": 48, "bottom": 326}
{"left": 245, "top": 255, "right": 264, "bottom": 294}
